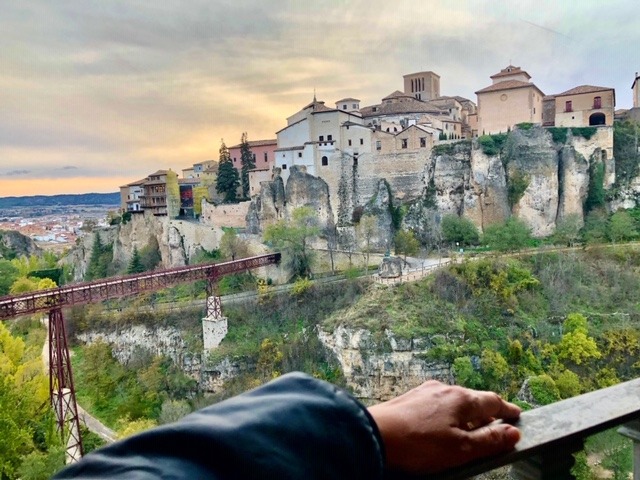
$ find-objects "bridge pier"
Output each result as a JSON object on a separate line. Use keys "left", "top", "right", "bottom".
{"left": 202, "top": 295, "right": 227, "bottom": 350}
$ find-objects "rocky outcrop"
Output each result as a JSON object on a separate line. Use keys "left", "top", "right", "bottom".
{"left": 0, "top": 229, "right": 42, "bottom": 258}
{"left": 318, "top": 326, "right": 452, "bottom": 402}
{"left": 65, "top": 213, "right": 224, "bottom": 281}
{"left": 378, "top": 256, "right": 403, "bottom": 278}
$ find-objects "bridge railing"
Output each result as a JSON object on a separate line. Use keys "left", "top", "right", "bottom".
{"left": 392, "top": 377, "right": 640, "bottom": 480}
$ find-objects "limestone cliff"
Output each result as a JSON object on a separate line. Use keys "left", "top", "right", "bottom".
{"left": 249, "top": 126, "right": 618, "bottom": 243}
{"left": 318, "top": 326, "right": 452, "bottom": 403}
{"left": 0, "top": 229, "right": 42, "bottom": 258}
{"left": 64, "top": 213, "right": 224, "bottom": 282}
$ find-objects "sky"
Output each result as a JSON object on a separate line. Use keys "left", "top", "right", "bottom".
{"left": 1, "top": 0, "right": 639, "bottom": 197}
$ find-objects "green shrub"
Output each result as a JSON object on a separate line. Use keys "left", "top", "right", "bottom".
{"left": 548, "top": 127, "right": 568, "bottom": 144}
{"left": 516, "top": 122, "right": 534, "bottom": 130}
{"left": 507, "top": 170, "right": 530, "bottom": 208}
{"left": 528, "top": 374, "right": 561, "bottom": 405}
{"left": 572, "top": 127, "right": 597, "bottom": 140}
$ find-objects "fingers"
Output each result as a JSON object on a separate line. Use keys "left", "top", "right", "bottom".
{"left": 470, "top": 390, "right": 521, "bottom": 423}
{"left": 459, "top": 423, "right": 521, "bottom": 462}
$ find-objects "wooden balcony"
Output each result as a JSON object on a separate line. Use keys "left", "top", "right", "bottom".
{"left": 392, "top": 378, "right": 640, "bottom": 480}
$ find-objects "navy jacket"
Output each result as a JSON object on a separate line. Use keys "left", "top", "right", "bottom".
{"left": 55, "top": 372, "right": 385, "bottom": 479}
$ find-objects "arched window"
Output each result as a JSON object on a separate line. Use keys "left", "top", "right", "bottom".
{"left": 589, "top": 112, "right": 606, "bottom": 126}
{"left": 321, "top": 156, "right": 328, "bottom": 166}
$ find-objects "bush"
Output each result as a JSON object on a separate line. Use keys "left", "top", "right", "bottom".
{"left": 482, "top": 218, "right": 532, "bottom": 252}
{"left": 548, "top": 127, "right": 568, "bottom": 144}
{"left": 516, "top": 122, "right": 534, "bottom": 130}
{"left": 528, "top": 374, "right": 561, "bottom": 405}
{"left": 572, "top": 127, "right": 597, "bottom": 140}
{"left": 441, "top": 215, "right": 480, "bottom": 246}
{"left": 478, "top": 133, "right": 508, "bottom": 156}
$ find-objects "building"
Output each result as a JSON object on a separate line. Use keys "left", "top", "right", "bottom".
{"left": 274, "top": 97, "right": 371, "bottom": 184}
{"left": 335, "top": 98, "right": 361, "bottom": 113}
{"left": 403, "top": 71, "right": 440, "bottom": 101}
{"left": 140, "top": 170, "right": 169, "bottom": 216}
{"left": 193, "top": 160, "right": 217, "bottom": 178}
{"left": 182, "top": 167, "right": 195, "bottom": 179}
{"left": 549, "top": 85, "right": 615, "bottom": 128}
{"left": 178, "top": 177, "right": 201, "bottom": 218}
{"left": 119, "top": 178, "right": 146, "bottom": 213}
{"left": 475, "top": 65, "right": 544, "bottom": 134}
{"left": 625, "top": 73, "right": 640, "bottom": 122}
{"left": 360, "top": 91, "right": 446, "bottom": 130}
{"left": 228, "top": 139, "right": 277, "bottom": 175}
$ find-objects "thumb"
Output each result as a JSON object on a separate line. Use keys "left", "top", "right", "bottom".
{"left": 462, "top": 423, "right": 521, "bottom": 461}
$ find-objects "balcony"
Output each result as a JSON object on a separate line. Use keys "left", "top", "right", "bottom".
{"left": 392, "top": 378, "right": 640, "bottom": 480}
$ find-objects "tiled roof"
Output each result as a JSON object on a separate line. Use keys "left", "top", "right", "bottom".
{"left": 543, "top": 95, "right": 556, "bottom": 101}
{"left": 554, "top": 85, "right": 613, "bottom": 97}
{"left": 302, "top": 99, "right": 335, "bottom": 113}
{"left": 228, "top": 139, "right": 277, "bottom": 149}
{"left": 490, "top": 65, "right": 531, "bottom": 80}
{"left": 360, "top": 99, "right": 445, "bottom": 118}
{"left": 382, "top": 90, "right": 413, "bottom": 101}
{"left": 475, "top": 80, "right": 541, "bottom": 94}
{"left": 403, "top": 71, "right": 440, "bottom": 78}
{"left": 335, "top": 97, "right": 360, "bottom": 103}
{"left": 148, "top": 169, "right": 169, "bottom": 177}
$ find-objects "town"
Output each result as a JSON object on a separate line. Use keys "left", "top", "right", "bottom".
{"left": 117, "top": 66, "right": 638, "bottom": 232}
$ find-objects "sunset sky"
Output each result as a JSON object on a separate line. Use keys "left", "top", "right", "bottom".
{"left": 1, "top": 1, "right": 638, "bottom": 197}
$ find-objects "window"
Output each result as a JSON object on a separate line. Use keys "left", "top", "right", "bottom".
{"left": 343, "top": 104, "right": 347, "bottom": 110}
{"left": 420, "top": 137, "right": 426, "bottom": 148}
{"left": 252, "top": 153, "right": 256, "bottom": 161}
{"left": 594, "top": 96, "right": 602, "bottom": 109}
{"left": 372, "top": 107, "right": 378, "bottom": 112}
{"left": 264, "top": 152, "right": 268, "bottom": 162}
{"left": 565, "top": 101, "right": 573, "bottom": 112}
{"left": 298, "top": 152, "right": 302, "bottom": 158}
{"left": 376, "top": 140, "right": 381, "bottom": 150}
{"left": 233, "top": 157, "right": 237, "bottom": 163}
{"left": 348, "top": 139, "right": 352, "bottom": 146}
{"left": 352, "top": 103, "right": 357, "bottom": 109}
{"left": 321, "top": 156, "right": 328, "bottom": 166}
{"left": 360, "top": 138, "right": 363, "bottom": 145}
{"left": 282, "top": 164, "right": 287, "bottom": 169}
{"left": 327, "top": 135, "right": 333, "bottom": 141}
{"left": 319, "top": 135, "right": 324, "bottom": 141}
{"left": 353, "top": 153, "right": 358, "bottom": 166}
{"left": 401, "top": 139, "right": 408, "bottom": 149}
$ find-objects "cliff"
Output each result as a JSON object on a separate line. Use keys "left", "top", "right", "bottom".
{"left": 249, "top": 126, "right": 617, "bottom": 242}
{"left": 0, "top": 229, "right": 42, "bottom": 259}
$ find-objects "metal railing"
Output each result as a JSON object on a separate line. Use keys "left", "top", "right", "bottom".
{"left": 391, "top": 378, "right": 640, "bottom": 480}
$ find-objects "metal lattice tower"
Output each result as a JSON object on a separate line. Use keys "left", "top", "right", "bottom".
{"left": 49, "top": 308, "right": 83, "bottom": 463}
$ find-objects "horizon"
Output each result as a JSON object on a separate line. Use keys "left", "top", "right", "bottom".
{"left": 2, "top": 1, "right": 639, "bottom": 196}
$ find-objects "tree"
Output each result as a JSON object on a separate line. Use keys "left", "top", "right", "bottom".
{"left": 608, "top": 210, "right": 637, "bottom": 243}
{"left": 582, "top": 208, "right": 608, "bottom": 244}
{"left": 441, "top": 215, "right": 479, "bottom": 247}
{"left": 394, "top": 229, "right": 419, "bottom": 261}
{"left": 85, "top": 232, "right": 113, "bottom": 281}
{"left": 166, "top": 170, "right": 180, "bottom": 218}
{"left": 557, "top": 313, "right": 601, "bottom": 366}
{"left": 127, "top": 247, "right": 145, "bottom": 274}
{"left": 0, "top": 259, "right": 19, "bottom": 295}
{"left": 584, "top": 162, "right": 605, "bottom": 213}
{"left": 264, "top": 206, "right": 320, "bottom": 279}
{"left": 216, "top": 140, "right": 240, "bottom": 203}
{"left": 192, "top": 185, "right": 209, "bottom": 216}
{"left": 357, "top": 215, "right": 377, "bottom": 272}
{"left": 220, "top": 229, "right": 249, "bottom": 261}
{"left": 553, "top": 213, "right": 582, "bottom": 246}
{"left": 482, "top": 218, "right": 532, "bottom": 252}
{"left": 139, "top": 236, "right": 162, "bottom": 271}
{"left": 240, "top": 132, "right": 255, "bottom": 199}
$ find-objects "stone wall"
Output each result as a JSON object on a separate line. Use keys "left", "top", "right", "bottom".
{"left": 201, "top": 200, "right": 251, "bottom": 228}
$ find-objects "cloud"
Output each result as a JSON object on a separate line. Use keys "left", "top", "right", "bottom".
{"left": 4, "top": 169, "right": 31, "bottom": 176}
{"left": 61, "top": 165, "right": 78, "bottom": 170}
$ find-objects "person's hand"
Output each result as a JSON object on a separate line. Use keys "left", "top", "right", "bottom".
{"left": 368, "top": 380, "right": 521, "bottom": 474}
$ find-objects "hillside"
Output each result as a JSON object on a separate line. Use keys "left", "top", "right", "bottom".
{"left": 0, "top": 192, "right": 119, "bottom": 208}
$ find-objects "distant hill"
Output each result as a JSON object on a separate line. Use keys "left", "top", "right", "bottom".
{"left": 0, "top": 192, "right": 120, "bottom": 208}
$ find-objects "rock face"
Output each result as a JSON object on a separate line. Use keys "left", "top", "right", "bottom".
{"left": 378, "top": 256, "right": 403, "bottom": 278}
{"left": 249, "top": 126, "right": 618, "bottom": 242}
{"left": 318, "top": 326, "right": 452, "bottom": 402}
{"left": 65, "top": 213, "right": 224, "bottom": 281}
{"left": 0, "top": 229, "right": 42, "bottom": 258}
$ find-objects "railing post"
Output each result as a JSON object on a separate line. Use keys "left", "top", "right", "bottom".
{"left": 511, "top": 439, "right": 583, "bottom": 480}
{"left": 618, "top": 420, "right": 640, "bottom": 480}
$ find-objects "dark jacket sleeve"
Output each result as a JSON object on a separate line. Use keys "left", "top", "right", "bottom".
{"left": 54, "top": 372, "right": 385, "bottom": 480}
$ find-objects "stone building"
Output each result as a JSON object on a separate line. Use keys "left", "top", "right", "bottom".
{"left": 549, "top": 85, "right": 615, "bottom": 128}
{"left": 119, "top": 178, "right": 146, "bottom": 213}
{"left": 475, "top": 65, "right": 545, "bottom": 134}
{"left": 403, "top": 71, "right": 440, "bottom": 101}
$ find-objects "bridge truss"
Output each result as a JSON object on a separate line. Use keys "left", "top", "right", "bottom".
{"left": 0, "top": 253, "right": 280, "bottom": 462}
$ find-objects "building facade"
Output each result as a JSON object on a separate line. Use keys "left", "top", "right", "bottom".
{"left": 119, "top": 179, "right": 146, "bottom": 213}
{"left": 228, "top": 139, "right": 277, "bottom": 175}
{"left": 552, "top": 85, "right": 615, "bottom": 128}
{"left": 403, "top": 71, "right": 440, "bottom": 101}
{"left": 475, "top": 65, "right": 544, "bottom": 134}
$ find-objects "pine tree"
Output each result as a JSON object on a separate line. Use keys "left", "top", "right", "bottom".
{"left": 216, "top": 140, "right": 240, "bottom": 203}
{"left": 127, "top": 247, "right": 144, "bottom": 274}
{"left": 240, "top": 132, "right": 255, "bottom": 198}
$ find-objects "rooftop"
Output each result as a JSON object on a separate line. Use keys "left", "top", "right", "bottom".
{"left": 554, "top": 85, "right": 614, "bottom": 97}
{"left": 476, "top": 80, "right": 543, "bottom": 95}
{"left": 490, "top": 65, "right": 531, "bottom": 80}
{"left": 228, "top": 139, "right": 277, "bottom": 149}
